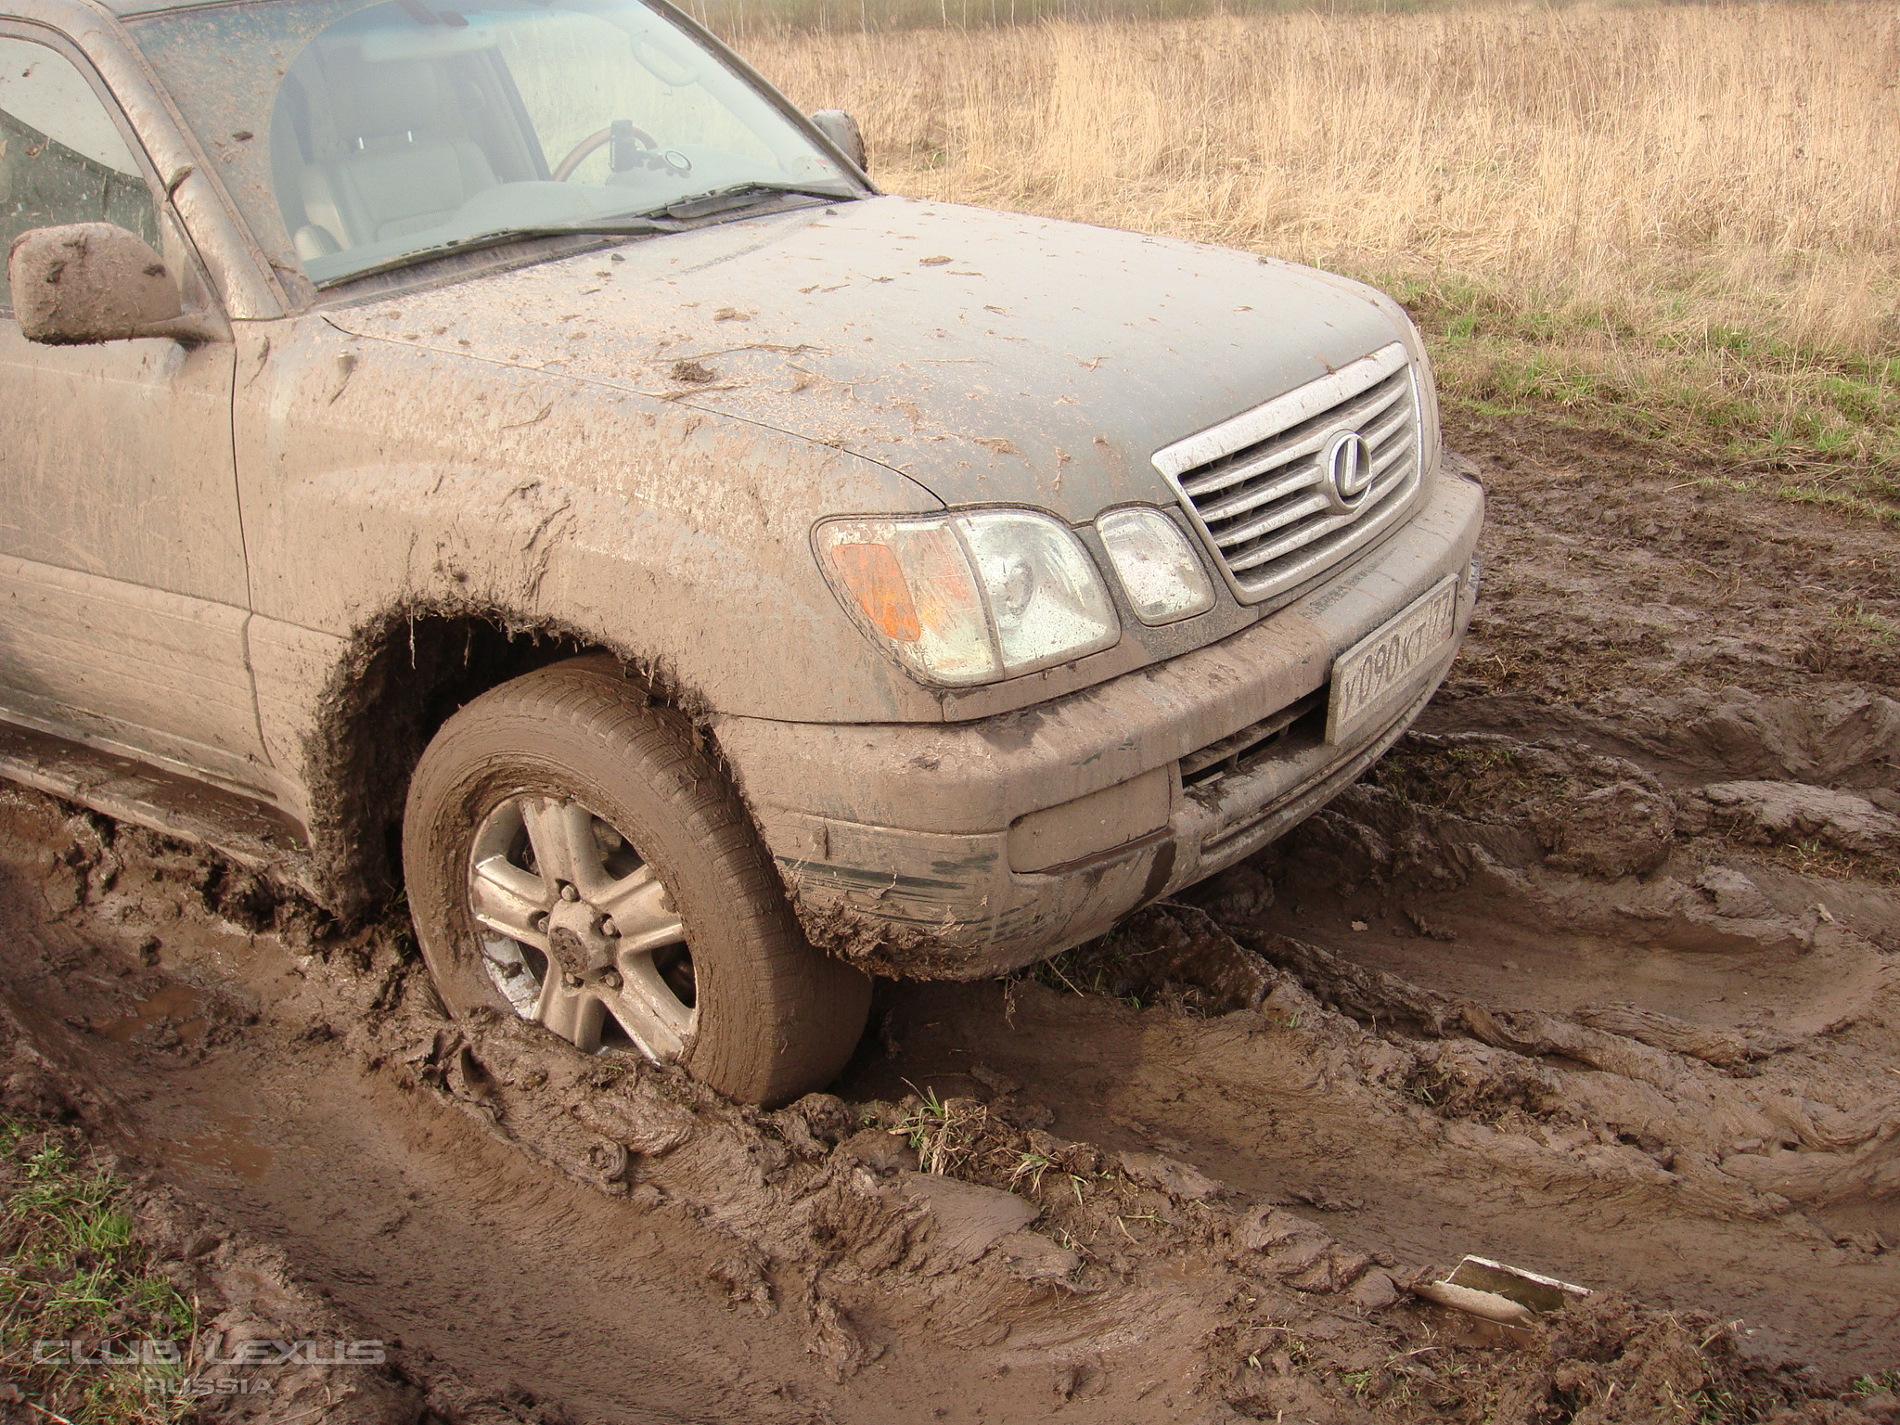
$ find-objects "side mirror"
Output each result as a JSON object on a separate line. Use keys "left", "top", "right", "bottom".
{"left": 8, "top": 223, "right": 227, "bottom": 347}
{"left": 809, "top": 110, "right": 868, "bottom": 175}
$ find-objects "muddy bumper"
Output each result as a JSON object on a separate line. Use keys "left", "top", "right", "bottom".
{"left": 716, "top": 471, "right": 1484, "bottom": 979}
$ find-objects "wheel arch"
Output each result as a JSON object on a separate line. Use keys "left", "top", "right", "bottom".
{"left": 296, "top": 601, "right": 710, "bottom": 921}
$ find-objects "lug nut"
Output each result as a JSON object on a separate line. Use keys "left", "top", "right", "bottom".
{"left": 561, "top": 971, "right": 584, "bottom": 989}
{"left": 531, "top": 911, "right": 549, "bottom": 931}
{"left": 599, "top": 969, "right": 623, "bottom": 990}
{"left": 559, "top": 883, "right": 580, "bottom": 902}
{"left": 600, "top": 916, "right": 620, "bottom": 939}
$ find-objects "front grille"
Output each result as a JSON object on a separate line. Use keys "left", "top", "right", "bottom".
{"left": 1152, "top": 343, "right": 1424, "bottom": 604}
{"left": 1179, "top": 689, "right": 1326, "bottom": 791}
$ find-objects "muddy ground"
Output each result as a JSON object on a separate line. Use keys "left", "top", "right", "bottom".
{"left": 0, "top": 414, "right": 1897, "bottom": 1423}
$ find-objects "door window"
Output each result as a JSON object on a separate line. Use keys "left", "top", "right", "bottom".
{"left": 0, "top": 37, "right": 158, "bottom": 312}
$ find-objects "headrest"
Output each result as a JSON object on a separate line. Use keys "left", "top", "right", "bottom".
{"left": 328, "top": 56, "right": 455, "bottom": 143}
{"left": 361, "top": 22, "right": 498, "bottom": 63}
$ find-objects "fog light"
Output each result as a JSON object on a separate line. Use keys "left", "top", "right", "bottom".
{"left": 1097, "top": 507, "right": 1217, "bottom": 625}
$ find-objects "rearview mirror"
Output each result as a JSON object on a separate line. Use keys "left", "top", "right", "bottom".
{"left": 810, "top": 110, "right": 868, "bottom": 175}
{"left": 8, "top": 223, "right": 227, "bottom": 347}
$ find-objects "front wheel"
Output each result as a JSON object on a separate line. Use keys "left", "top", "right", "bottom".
{"left": 402, "top": 657, "right": 870, "bottom": 1106}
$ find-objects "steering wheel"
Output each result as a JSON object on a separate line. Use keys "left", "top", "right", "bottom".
{"left": 552, "top": 121, "right": 690, "bottom": 181}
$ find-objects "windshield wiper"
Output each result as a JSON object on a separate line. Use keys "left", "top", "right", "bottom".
{"left": 650, "top": 181, "right": 859, "bottom": 222}
{"left": 318, "top": 218, "right": 681, "bottom": 288}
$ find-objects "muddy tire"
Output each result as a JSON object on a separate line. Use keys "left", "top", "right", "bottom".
{"left": 402, "top": 656, "right": 870, "bottom": 1106}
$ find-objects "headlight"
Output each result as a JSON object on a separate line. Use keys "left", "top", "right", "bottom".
{"left": 1096, "top": 507, "right": 1217, "bottom": 625}
{"left": 816, "top": 509, "right": 1120, "bottom": 686}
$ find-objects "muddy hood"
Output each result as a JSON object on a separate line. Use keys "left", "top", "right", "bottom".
{"left": 326, "top": 196, "right": 1413, "bottom": 520}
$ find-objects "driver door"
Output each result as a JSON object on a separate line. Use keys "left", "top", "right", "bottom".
{"left": 0, "top": 26, "right": 265, "bottom": 791}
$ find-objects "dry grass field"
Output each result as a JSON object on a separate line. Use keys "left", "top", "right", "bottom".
{"left": 730, "top": 3, "right": 1900, "bottom": 516}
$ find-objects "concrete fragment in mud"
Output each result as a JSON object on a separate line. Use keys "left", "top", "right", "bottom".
{"left": 1409, "top": 1255, "right": 1589, "bottom": 1334}
{"left": 1411, "top": 1277, "right": 1536, "bottom": 1328}
{"left": 1446, "top": 1255, "right": 1591, "bottom": 1312}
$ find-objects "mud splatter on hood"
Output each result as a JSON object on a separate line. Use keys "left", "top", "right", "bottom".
{"left": 323, "top": 195, "right": 1410, "bottom": 521}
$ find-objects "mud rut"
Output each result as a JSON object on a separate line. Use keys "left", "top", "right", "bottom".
{"left": 0, "top": 418, "right": 1897, "bottom": 1424}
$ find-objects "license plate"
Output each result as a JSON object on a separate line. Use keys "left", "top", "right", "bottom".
{"left": 1326, "top": 575, "right": 1459, "bottom": 743}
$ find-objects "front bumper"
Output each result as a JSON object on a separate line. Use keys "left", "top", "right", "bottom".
{"left": 715, "top": 470, "right": 1485, "bottom": 979}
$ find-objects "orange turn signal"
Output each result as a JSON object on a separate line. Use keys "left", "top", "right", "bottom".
{"left": 826, "top": 541, "right": 922, "bottom": 643}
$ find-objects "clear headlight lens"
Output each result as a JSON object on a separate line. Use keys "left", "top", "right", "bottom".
{"left": 817, "top": 509, "right": 1120, "bottom": 686}
{"left": 1096, "top": 507, "right": 1217, "bottom": 625}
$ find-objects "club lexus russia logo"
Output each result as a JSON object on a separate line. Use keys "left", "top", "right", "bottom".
{"left": 1323, "top": 430, "right": 1375, "bottom": 511}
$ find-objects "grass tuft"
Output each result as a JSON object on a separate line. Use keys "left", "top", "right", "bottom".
{"left": 0, "top": 1123, "right": 198, "bottom": 1425}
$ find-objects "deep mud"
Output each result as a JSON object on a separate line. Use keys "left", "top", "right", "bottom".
{"left": 0, "top": 414, "right": 1897, "bottom": 1422}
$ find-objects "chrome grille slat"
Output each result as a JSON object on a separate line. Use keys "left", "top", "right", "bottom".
{"left": 1213, "top": 490, "right": 1333, "bottom": 549}
{"left": 1152, "top": 342, "right": 1426, "bottom": 603}
{"left": 1178, "top": 378, "right": 1408, "bottom": 501}
{"left": 1227, "top": 461, "right": 1412, "bottom": 573}
{"left": 1193, "top": 463, "right": 1325, "bottom": 527}
{"left": 1361, "top": 399, "right": 1411, "bottom": 448}
{"left": 1368, "top": 429, "right": 1415, "bottom": 478}
{"left": 1179, "top": 438, "right": 1322, "bottom": 502}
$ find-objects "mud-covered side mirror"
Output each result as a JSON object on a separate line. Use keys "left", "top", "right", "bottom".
{"left": 8, "top": 223, "right": 227, "bottom": 347}
{"left": 810, "top": 109, "right": 868, "bottom": 175}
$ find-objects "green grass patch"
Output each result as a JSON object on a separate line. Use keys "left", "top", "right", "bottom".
{"left": 0, "top": 1122, "right": 198, "bottom": 1424}
{"left": 1365, "top": 267, "right": 1900, "bottom": 522}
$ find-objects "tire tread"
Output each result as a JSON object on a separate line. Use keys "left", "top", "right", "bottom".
{"left": 401, "top": 656, "right": 867, "bottom": 1105}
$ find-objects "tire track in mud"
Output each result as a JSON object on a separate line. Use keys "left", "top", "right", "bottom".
{"left": 857, "top": 944, "right": 1899, "bottom": 1379}
{"left": 0, "top": 870, "right": 801, "bottom": 1424}
{"left": 6, "top": 787, "right": 1884, "bottom": 1425}
{"left": 0, "top": 800, "right": 1235, "bottom": 1424}
{"left": 0, "top": 420, "right": 1895, "bottom": 1423}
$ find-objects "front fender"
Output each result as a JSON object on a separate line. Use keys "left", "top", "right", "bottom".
{"left": 233, "top": 314, "right": 945, "bottom": 723}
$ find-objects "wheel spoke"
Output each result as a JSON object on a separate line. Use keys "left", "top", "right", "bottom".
{"left": 469, "top": 855, "right": 550, "bottom": 944}
{"left": 520, "top": 798, "right": 606, "bottom": 894}
{"left": 480, "top": 792, "right": 692, "bottom": 1063}
{"left": 595, "top": 865, "right": 684, "bottom": 953}
{"left": 599, "top": 957, "right": 693, "bottom": 1062}
{"left": 534, "top": 973, "right": 606, "bottom": 1052}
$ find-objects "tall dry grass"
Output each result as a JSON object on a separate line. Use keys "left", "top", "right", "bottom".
{"left": 685, "top": 0, "right": 1444, "bottom": 38}
{"left": 745, "top": 4, "right": 1900, "bottom": 489}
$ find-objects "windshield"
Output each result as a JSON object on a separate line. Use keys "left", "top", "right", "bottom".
{"left": 128, "top": 0, "right": 859, "bottom": 288}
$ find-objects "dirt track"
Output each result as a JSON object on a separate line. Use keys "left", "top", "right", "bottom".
{"left": 0, "top": 415, "right": 1896, "bottom": 1423}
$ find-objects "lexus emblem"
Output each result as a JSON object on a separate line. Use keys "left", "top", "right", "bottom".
{"left": 1323, "top": 430, "right": 1375, "bottom": 511}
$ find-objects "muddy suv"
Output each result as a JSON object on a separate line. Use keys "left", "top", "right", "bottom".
{"left": 0, "top": 0, "right": 1482, "bottom": 1105}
